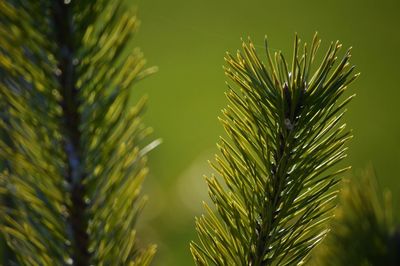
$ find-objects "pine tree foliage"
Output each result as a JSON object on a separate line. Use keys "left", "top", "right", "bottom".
{"left": 190, "top": 34, "right": 358, "bottom": 265}
{"left": 311, "top": 171, "right": 400, "bottom": 265}
{"left": 0, "top": 1, "right": 157, "bottom": 265}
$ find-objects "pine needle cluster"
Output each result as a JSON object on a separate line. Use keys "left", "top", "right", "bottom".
{"left": 191, "top": 34, "right": 358, "bottom": 265}
{"left": 0, "top": 1, "right": 157, "bottom": 265}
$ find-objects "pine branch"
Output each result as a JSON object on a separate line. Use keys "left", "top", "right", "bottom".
{"left": 0, "top": 1, "right": 157, "bottom": 265}
{"left": 191, "top": 34, "right": 358, "bottom": 265}
{"left": 311, "top": 170, "right": 400, "bottom": 265}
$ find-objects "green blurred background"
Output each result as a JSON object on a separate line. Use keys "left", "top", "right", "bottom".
{"left": 127, "top": 0, "right": 400, "bottom": 265}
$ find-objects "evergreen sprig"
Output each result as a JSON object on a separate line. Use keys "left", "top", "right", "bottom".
{"left": 191, "top": 34, "right": 358, "bottom": 265}
{"left": 0, "top": 1, "right": 157, "bottom": 265}
{"left": 311, "top": 172, "right": 400, "bottom": 265}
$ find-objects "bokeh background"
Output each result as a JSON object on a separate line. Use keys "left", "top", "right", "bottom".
{"left": 127, "top": 0, "right": 400, "bottom": 265}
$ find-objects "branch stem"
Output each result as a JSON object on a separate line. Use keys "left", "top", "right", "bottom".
{"left": 52, "top": 1, "right": 90, "bottom": 265}
{"left": 251, "top": 84, "right": 301, "bottom": 265}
